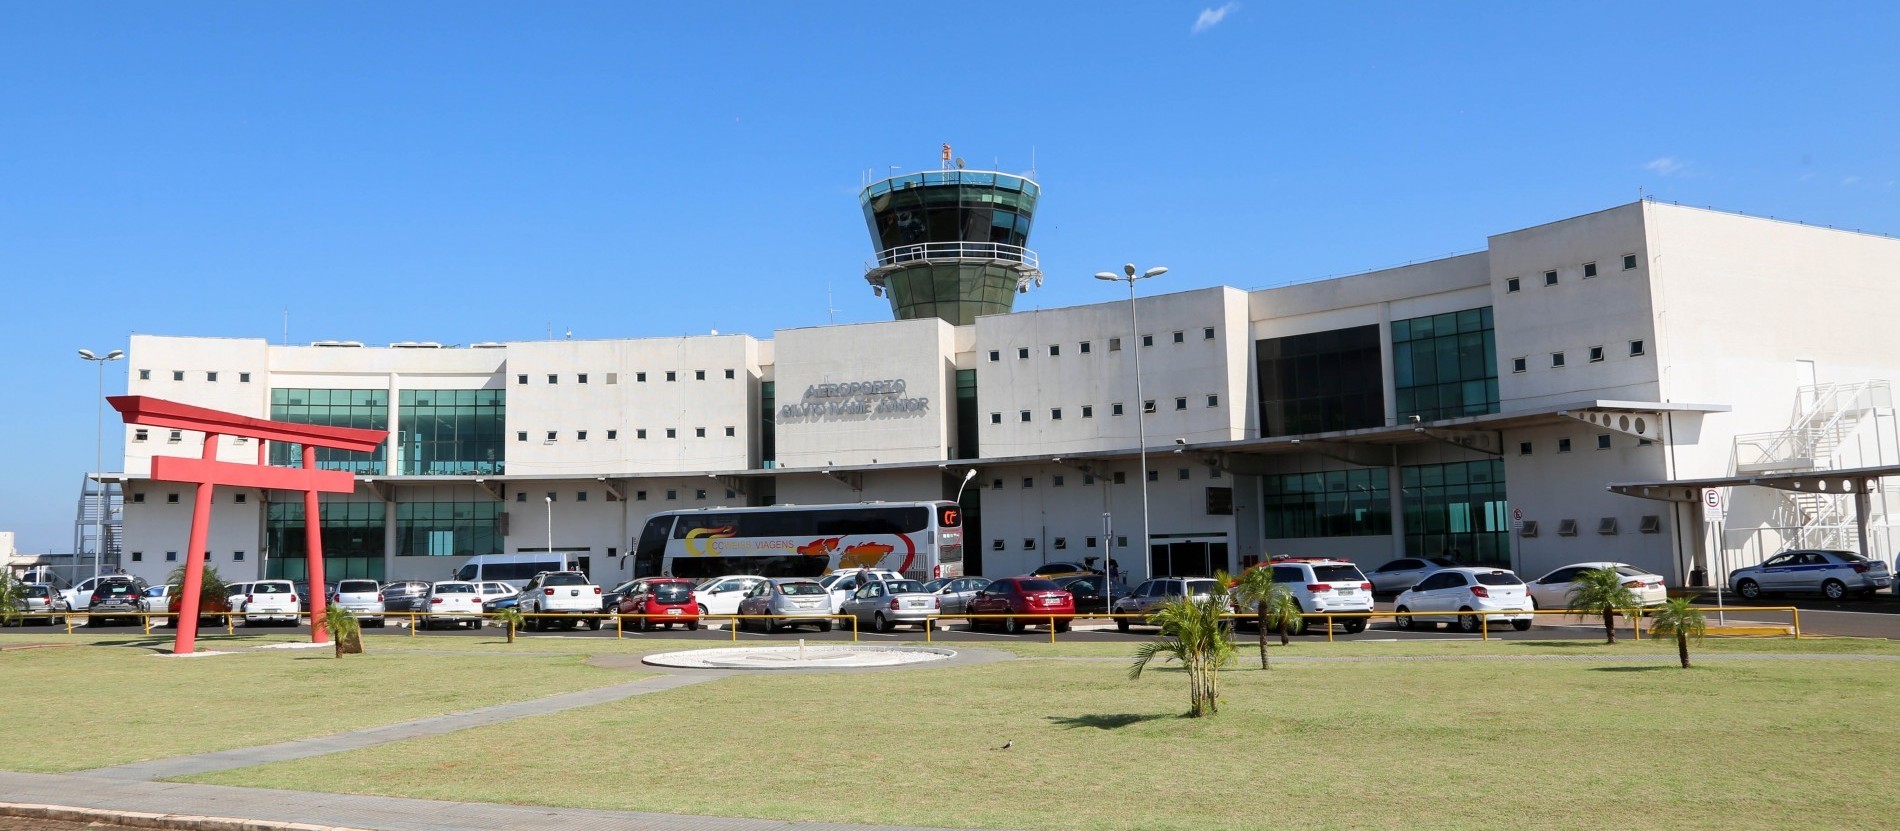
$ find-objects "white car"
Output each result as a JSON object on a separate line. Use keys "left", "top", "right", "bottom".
{"left": 694, "top": 575, "right": 768, "bottom": 617}
{"left": 516, "top": 571, "right": 602, "bottom": 630}
{"left": 1526, "top": 562, "right": 1668, "bottom": 610}
{"left": 1365, "top": 556, "right": 1460, "bottom": 595}
{"left": 330, "top": 579, "right": 388, "bottom": 627}
{"left": 1394, "top": 567, "right": 1534, "bottom": 633}
{"left": 819, "top": 569, "right": 904, "bottom": 613}
{"left": 139, "top": 584, "right": 177, "bottom": 614}
{"left": 234, "top": 580, "right": 301, "bottom": 626}
{"left": 420, "top": 581, "right": 485, "bottom": 630}
{"left": 1253, "top": 558, "right": 1375, "bottom": 634}
{"left": 475, "top": 581, "right": 518, "bottom": 605}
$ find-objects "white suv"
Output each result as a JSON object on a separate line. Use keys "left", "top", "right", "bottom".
{"left": 1256, "top": 559, "right": 1375, "bottom": 634}
{"left": 1394, "top": 567, "right": 1534, "bottom": 633}
{"left": 235, "top": 580, "right": 302, "bottom": 626}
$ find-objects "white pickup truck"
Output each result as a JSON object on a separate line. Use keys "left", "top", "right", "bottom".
{"left": 516, "top": 571, "right": 602, "bottom": 631}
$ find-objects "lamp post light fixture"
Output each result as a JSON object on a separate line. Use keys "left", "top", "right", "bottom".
{"left": 1094, "top": 264, "right": 1166, "bottom": 579}
{"left": 77, "top": 348, "right": 125, "bottom": 583}
{"left": 953, "top": 468, "right": 978, "bottom": 504}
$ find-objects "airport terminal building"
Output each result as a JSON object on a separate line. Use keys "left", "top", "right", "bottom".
{"left": 109, "top": 191, "right": 1900, "bottom": 590}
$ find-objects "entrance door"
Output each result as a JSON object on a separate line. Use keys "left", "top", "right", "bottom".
{"left": 576, "top": 556, "right": 592, "bottom": 580}
{"left": 1149, "top": 539, "right": 1231, "bottom": 577}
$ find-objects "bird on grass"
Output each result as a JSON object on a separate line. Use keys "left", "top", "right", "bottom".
{"left": 994, "top": 740, "right": 1013, "bottom": 750}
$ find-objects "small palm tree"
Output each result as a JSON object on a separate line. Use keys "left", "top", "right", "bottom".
{"left": 165, "top": 564, "right": 230, "bottom": 627}
{"left": 1647, "top": 596, "right": 1707, "bottom": 668}
{"left": 322, "top": 603, "right": 363, "bottom": 657}
{"left": 1129, "top": 586, "right": 1237, "bottom": 717}
{"left": 1226, "top": 566, "right": 1299, "bottom": 669}
{"left": 0, "top": 576, "right": 23, "bottom": 626}
{"left": 490, "top": 606, "right": 525, "bottom": 643}
{"left": 1566, "top": 567, "right": 1641, "bottom": 644}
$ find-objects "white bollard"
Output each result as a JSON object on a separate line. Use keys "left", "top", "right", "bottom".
{"left": 799, "top": 638, "right": 806, "bottom": 661}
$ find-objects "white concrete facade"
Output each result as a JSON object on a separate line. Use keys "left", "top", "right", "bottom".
{"left": 111, "top": 202, "right": 1900, "bottom": 590}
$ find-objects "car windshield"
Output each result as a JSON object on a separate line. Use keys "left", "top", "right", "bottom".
{"left": 1474, "top": 571, "right": 1523, "bottom": 586}
{"left": 1835, "top": 552, "right": 1868, "bottom": 562}
{"left": 694, "top": 577, "right": 722, "bottom": 591}
{"left": 922, "top": 579, "right": 947, "bottom": 592}
{"left": 386, "top": 583, "right": 426, "bottom": 596}
{"left": 543, "top": 573, "right": 590, "bottom": 586}
{"left": 1612, "top": 566, "right": 1652, "bottom": 578}
{"left": 1184, "top": 580, "right": 1220, "bottom": 596}
{"left": 647, "top": 583, "right": 689, "bottom": 602}
{"left": 144, "top": 586, "right": 168, "bottom": 597}
{"left": 338, "top": 581, "right": 378, "bottom": 593}
{"left": 1427, "top": 557, "right": 1460, "bottom": 566}
{"left": 100, "top": 583, "right": 136, "bottom": 595}
{"left": 885, "top": 580, "right": 925, "bottom": 594}
{"left": 1312, "top": 566, "right": 1364, "bottom": 582}
{"left": 253, "top": 584, "right": 290, "bottom": 594}
{"left": 1017, "top": 579, "right": 1063, "bottom": 592}
{"left": 25, "top": 585, "right": 52, "bottom": 598}
{"left": 780, "top": 582, "right": 825, "bottom": 595}
{"left": 434, "top": 583, "right": 476, "bottom": 594}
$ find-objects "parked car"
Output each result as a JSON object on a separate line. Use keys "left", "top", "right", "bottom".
{"left": 85, "top": 577, "right": 150, "bottom": 626}
{"left": 819, "top": 569, "right": 904, "bottom": 613}
{"left": 1051, "top": 574, "right": 1131, "bottom": 615}
{"left": 1366, "top": 556, "right": 1461, "bottom": 595}
{"left": 1394, "top": 567, "right": 1534, "bottom": 633}
{"left": 615, "top": 577, "right": 698, "bottom": 631}
{"left": 694, "top": 574, "right": 769, "bottom": 618}
{"left": 381, "top": 581, "right": 433, "bottom": 617}
{"left": 235, "top": 580, "right": 302, "bottom": 626}
{"left": 1728, "top": 549, "right": 1892, "bottom": 600}
{"left": 64, "top": 574, "right": 139, "bottom": 613}
{"left": 840, "top": 577, "right": 938, "bottom": 632}
{"left": 968, "top": 577, "right": 1075, "bottom": 634}
{"left": 1030, "top": 561, "right": 1100, "bottom": 577}
{"left": 1110, "top": 577, "right": 1223, "bottom": 632}
{"left": 420, "top": 581, "right": 484, "bottom": 630}
{"left": 1526, "top": 562, "right": 1668, "bottom": 610}
{"left": 922, "top": 576, "right": 991, "bottom": 615}
{"left": 10, "top": 583, "right": 71, "bottom": 625}
{"left": 329, "top": 579, "right": 387, "bottom": 627}
{"left": 292, "top": 582, "right": 335, "bottom": 614}
{"left": 474, "top": 581, "right": 517, "bottom": 606}
{"left": 139, "top": 584, "right": 177, "bottom": 614}
{"left": 519, "top": 571, "right": 604, "bottom": 630}
{"left": 482, "top": 593, "right": 522, "bottom": 613}
{"left": 736, "top": 578, "right": 834, "bottom": 632}
{"left": 601, "top": 579, "right": 640, "bottom": 613}
{"left": 1252, "top": 558, "right": 1376, "bottom": 634}
{"left": 169, "top": 586, "right": 233, "bottom": 627}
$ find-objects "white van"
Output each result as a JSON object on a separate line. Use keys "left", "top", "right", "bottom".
{"left": 452, "top": 553, "right": 571, "bottom": 588}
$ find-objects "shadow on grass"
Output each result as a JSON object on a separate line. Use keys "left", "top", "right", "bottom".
{"left": 1047, "top": 713, "right": 1172, "bottom": 730}
{"left": 1509, "top": 640, "right": 1616, "bottom": 649}
{"left": 1589, "top": 665, "right": 1674, "bottom": 673}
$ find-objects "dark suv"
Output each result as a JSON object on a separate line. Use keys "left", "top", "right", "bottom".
{"left": 87, "top": 576, "right": 150, "bottom": 626}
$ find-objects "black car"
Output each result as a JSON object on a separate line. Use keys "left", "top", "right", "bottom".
{"left": 1053, "top": 574, "right": 1132, "bottom": 615}
{"left": 380, "top": 581, "right": 433, "bottom": 615}
{"left": 87, "top": 576, "right": 150, "bottom": 626}
{"left": 601, "top": 579, "right": 641, "bottom": 614}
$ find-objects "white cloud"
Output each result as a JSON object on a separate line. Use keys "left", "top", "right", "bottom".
{"left": 1642, "top": 157, "right": 1685, "bottom": 176}
{"left": 1192, "top": 3, "right": 1239, "bottom": 34}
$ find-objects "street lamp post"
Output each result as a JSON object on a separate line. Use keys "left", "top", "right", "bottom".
{"left": 1095, "top": 264, "right": 1166, "bottom": 581}
{"left": 953, "top": 468, "right": 978, "bottom": 504}
{"left": 78, "top": 348, "right": 124, "bottom": 583}
{"left": 544, "top": 495, "right": 555, "bottom": 563}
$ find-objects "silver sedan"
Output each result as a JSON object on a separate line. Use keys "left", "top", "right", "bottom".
{"left": 735, "top": 578, "right": 835, "bottom": 633}
{"left": 839, "top": 578, "right": 938, "bottom": 633}
{"left": 922, "top": 576, "right": 990, "bottom": 615}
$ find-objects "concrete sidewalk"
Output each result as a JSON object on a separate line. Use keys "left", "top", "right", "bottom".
{"left": 0, "top": 771, "right": 1015, "bottom": 831}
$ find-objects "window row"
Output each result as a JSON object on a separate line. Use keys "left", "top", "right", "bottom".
{"left": 1517, "top": 433, "right": 1652, "bottom": 454}
{"left": 137, "top": 369, "right": 252, "bottom": 383}
{"left": 1511, "top": 339, "right": 1646, "bottom": 371}
{"left": 1505, "top": 253, "right": 1638, "bottom": 293}
{"left": 989, "top": 467, "right": 1223, "bottom": 489}
{"left": 128, "top": 550, "right": 244, "bottom": 563}
{"left": 985, "top": 327, "right": 1218, "bottom": 362}
{"left": 515, "top": 369, "right": 738, "bottom": 385}
{"left": 130, "top": 491, "right": 249, "bottom": 505}
{"left": 519, "top": 427, "right": 736, "bottom": 442}
{"left": 992, "top": 536, "right": 1130, "bottom": 551}
{"left": 1516, "top": 516, "right": 1663, "bottom": 536}
{"left": 989, "top": 395, "right": 1222, "bottom": 424}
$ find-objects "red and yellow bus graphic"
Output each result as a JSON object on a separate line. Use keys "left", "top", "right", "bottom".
{"left": 683, "top": 525, "right": 736, "bottom": 557}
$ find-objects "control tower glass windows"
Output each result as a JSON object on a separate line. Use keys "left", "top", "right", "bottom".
{"left": 1392, "top": 307, "right": 1498, "bottom": 423}
{"left": 1255, "top": 325, "right": 1384, "bottom": 437}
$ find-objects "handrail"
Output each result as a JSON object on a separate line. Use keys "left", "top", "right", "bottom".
{"left": 865, "top": 241, "right": 1038, "bottom": 271}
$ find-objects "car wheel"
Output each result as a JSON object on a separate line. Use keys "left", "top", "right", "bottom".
{"left": 1055, "top": 621, "right": 1072, "bottom": 633}
{"left": 765, "top": 617, "right": 780, "bottom": 633}
{"left": 687, "top": 621, "right": 700, "bottom": 631}
{"left": 1822, "top": 579, "right": 1848, "bottom": 601}
{"left": 1456, "top": 609, "right": 1481, "bottom": 633}
{"left": 1737, "top": 579, "right": 1761, "bottom": 599}
{"left": 818, "top": 620, "right": 833, "bottom": 632}
{"left": 584, "top": 617, "right": 600, "bottom": 630}
{"left": 873, "top": 612, "right": 892, "bottom": 633}
{"left": 1512, "top": 619, "right": 1533, "bottom": 632}
{"left": 697, "top": 604, "right": 708, "bottom": 617}
{"left": 1343, "top": 618, "right": 1368, "bottom": 634}
{"left": 1115, "top": 615, "right": 1130, "bottom": 633}
{"left": 1395, "top": 606, "right": 1414, "bottom": 630}
{"left": 1003, "top": 616, "right": 1024, "bottom": 635}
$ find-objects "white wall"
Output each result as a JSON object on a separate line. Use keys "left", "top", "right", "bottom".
{"left": 773, "top": 318, "right": 954, "bottom": 468}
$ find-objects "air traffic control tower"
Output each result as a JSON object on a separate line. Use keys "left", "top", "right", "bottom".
{"left": 860, "top": 165, "right": 1043, "bottom": 325}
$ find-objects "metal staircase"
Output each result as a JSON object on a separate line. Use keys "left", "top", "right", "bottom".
{"left": 1730, "top": 381, "right": 1895, "bottom": 552}
{"left": 71, "top": 474, "right": 123, "bottom": 573}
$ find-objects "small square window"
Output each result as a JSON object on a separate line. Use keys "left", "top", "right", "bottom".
{"left": 516, "top": 492, "right": 527, "bottom": 502}
{"left": 1147, "top": 470, "right": 1159, "bottom": 482}
{"left": 172, "top": 371, "right": 184, "bottom": 381}
{"left": 134, "top": 429, "right": 148, "bottom": 442}
{"left": 1558, "top": 438, "right": 1573, "bottom": 453}
{"left": 725, "top": 426, "right": 736, "bottom": 437}
{"left": 1020, "top": 410, "right": 1031, "bottom": 422}
{"left": 239, "top": 372, "right": 251, "bottom": 383}
{"left": 130, "top": 551, "right": 142, "bottom": 562}
{"left": 206, "top": 371, "right": 218, "bottom": 382}
{"left": 516, "top": 431, "right": 527, "bottom": 442}
{"left": 1109, "top": 337, "right": 1122, "bottom": 351}
{"left": 1203, "top": 327, "right": 1215, "bottom": 340}
{"left": 1210, "top": 467, "right": 1222, "bottom": 479}
{"left": 1597, "top": 434, "right": 1612, "bottom": 450}
{"left": 1053, "top": 537, "right": 1067, "bottom": 550}
{"left": 1512, "top": 357, "right": 1527, "bottom": 373}
{"left": 1177, "top": 468, "right": 1190, "bottom": 480}
{"left": 695, "top": 489, "right": 707, "bottom": 499}
{"left": 606, "top": 430, "right": 618, "bottom": 440}
{"left": 545, "top": 492, "right": 556, "bottom": 502}
{"left": 1142, "top": 334, "right": 1154, "bottom": 347}
{"left": 167, "top": 493, "right": 180, "bottom": 504}
{"left": 1022, "top": 538, "right": 1036, "bottom": 550}
{"left": 1623, "top": 254, "right": 1638, "bottom": 270}
{"left": 577, "top": 490, "right": 590, "bottom": 502}
{"left": 636, "top": 490, "right": 648, "bottom": 501}
{"left": 606, "top": 373, "right": 618, "bottom": 384}
{"left": 637, "top": 372, "right": 648, "bottom": 382}
{"left": 992, "top": 539, "right": 1005, "bottom": 551}
{"left": 1112, "top": 403, "right": 1125, "bottom": 416}
{"left": 1081, "top": 405, "right": 1094, "bottom": 418}
{"left": 138, "top": 369, "right": 151, "bottom": 380}
{"left": 577, "top": 373, "right": 589, "bottom": 384}
{"left": 1589, "top": 346, "right": 1605, "bottom": 362}
{"left": 1639, "top": 438, "right": 1654, "bottom": 446}
{"left": 234, "top": 493, "right": 246, "bottom": 504}
{"left": 666, "top": 490, "right": 678, "bottom": 500}
{"left": 168, "top": 430, "right": 182, "bottom": 442}
{"left": 1080, "top": 341, "right": 1092, "bottom": 354}
{"left": 132, "top": 493, "right": 145, "bottom": 503}
{"left": 1083, "top": 474, "right": 1097, "bottom": 485}
{"left": 1551, "top": 352, "right": 1567, "bottom": 368}
{"left": 165, "top": 551, "right": 177, "bottom": 562}
{"left": 695, "top": 370, "right": 706, "bottom": 380}
{"left": 1519, "top": 442, "right": 1533, "bottom": 455}
{"left": 1049, "top": 344, "right": 1060, "bottom": 356}
{"left": 517, "top": 374, "right": 528, "bottom": 385}
{"left": 1583, "top": 261, "right": 1598, "bottom": 278}
{"left": 988, "top": 350, "right": 1000, "bottom": 362}
{"left": 1172, "top": 331, "right": 1184, "bottom": 344}
{"left": 1629, "top": 339, "right": 1646, "bottom": 356}
{"left": 1050, "top": 408, "right": 1063, "bottom": 420}
{"left": 695, "top": 427, "right": 706, "bottom": 438}
{"left": 637, "top": 428, "right": 648, "bottom": 439}
{"left": 546, "top": 431, "right": 558, "bottom": 441}
{"left": 1117, "top": 536, "right": 1128, "bottom": 548}
{"left": 1209, "top": 394, "right": 1222, "bottom": 408}
{"left": 1053, "top": 475, "right": 1065, "bottom": 487}
{"left": 726, "top": 489, "right": 736, "bottom": 499}
{"left": 1506, "top": 277, "right": 1521, "bottom": 293}
{"left": 577, "top": 430, "right": 588, "bottom": 441}
{"left": 989, "top": 412, "right": 1002, "bottom": 424}
{"left": 547, "top": 374, "right": 558, "bottom": 384}
{"left": 1086, "top": 536, "right": 1098, "bottom": 548}
{"left": 725, "top": 369, "right": 736, "bottom": 379}
{"left": 1113, "top": 471, "right": 1127, "bottom": 485}
{"left": 991, "top": 478, "right": 1003, "bottom": 490}
{"left": 666, "top": 428, "right": 677, "bottom": 438}
{"left": 1544, "top": 270, "right": 1558, "bottom": 286}
{"left": 1018, "top": 347, "right": 1029, "bottom": 359}
{"left": 1022, "top": 477, "right": 1034, "bottom": 489}
{"left": 1143, "top": 400, "right": 1157, "bottom": 414}
{"left": 1174, "top": 397, "right": 1187, "bottom": 411}
{"left": 233, "top": 551, "right": 245, "bottom": 561}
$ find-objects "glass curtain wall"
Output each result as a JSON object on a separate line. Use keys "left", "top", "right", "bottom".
{"left": 1261, "top": 468, "right": 1392, "bottom": 539}
{"left": 396, "top": 501, "right": 502, "bottom": 558}
{"left": 264, "top": 499, "right": 386, "bottom": 580}
{"left": 1255, "top": 325, "right": 1385, "bottom": 437}
{"left": 1400, "top": 459, "right": 1509, "bottom": 567}
{"left": 269, "top": 389, "right": 388, "bottom": 474}
{"left": 398, "top": 389, "right": 506, "bottom": 475}
{"left": 1392, "top": 307, "right": 1498, "bottom": 422}
{"left": 759, "top": 382, "right": 775, "bottom": 467}
{"left": 955, "top": 369, "right": 978, "bottom": 459}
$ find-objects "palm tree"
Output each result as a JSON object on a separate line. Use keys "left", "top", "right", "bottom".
{"left": 1226, "top": 566, "right": 1299, "bottom": 668}
{"left": 490, "top": 606, "right": 526, "bottom": 643}
{"left": 1565, "top": 567, "right": 1641, "bottom": 644}
{"left": 321, "top": 603, "right": 363, "bottom": 657}
{"left": 166, "top": 564, "right": 230, "bottom": 627}
{"left": 1647, "top": 596, "right": 1707, "bottom": 668}
{"left": 1128, "top": 585, "right": 1237, "bottom": 717}
{"left": 0, "top": 576, "right": 23, "bottom": 626}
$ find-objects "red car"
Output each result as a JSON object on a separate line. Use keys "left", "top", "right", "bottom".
{"left": 966, "top": 577, "right": 1074, "bottom": 634}
{"left": 615, "top": 578, "right": 700, "bottom": 631}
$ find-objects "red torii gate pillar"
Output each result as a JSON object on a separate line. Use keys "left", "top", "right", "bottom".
{"left": 110, "top": 396, "right": 388, "bottom": 654}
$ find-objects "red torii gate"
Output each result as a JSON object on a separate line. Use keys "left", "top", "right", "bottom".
{"left": 110, "top": 395, "right": 388, "bottom": 654}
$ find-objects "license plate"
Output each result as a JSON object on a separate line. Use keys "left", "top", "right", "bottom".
{"left": 906, "top": 601, "right": 926, "bottom": 608}
{"left": 667, "top": 608, "right": 682, "bottom": 615}
{"left": 1337, "top": 588, "right": 1357, "bottom": 594}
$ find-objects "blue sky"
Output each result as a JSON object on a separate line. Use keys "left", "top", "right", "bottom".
{"left": 3, "top": 2, "right": 1896, "bottom": 552}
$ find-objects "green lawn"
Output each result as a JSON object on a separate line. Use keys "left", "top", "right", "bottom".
{"left": 181, "top": 650, "right": 1900, "bottom": 831}
{"left": 0, "top": 634, "right": 639, "bottom": 773}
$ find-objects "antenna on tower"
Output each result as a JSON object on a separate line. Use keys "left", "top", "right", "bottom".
{"left": 1029, "top": 145, "right": 1037, "bottom": 179}
{"left": 827, "top": 283, "right": 840, "bottom": 325}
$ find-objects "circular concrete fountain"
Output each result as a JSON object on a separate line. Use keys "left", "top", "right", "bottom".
{"left": 641, "top": 642, "right": 956, "bottom": 670}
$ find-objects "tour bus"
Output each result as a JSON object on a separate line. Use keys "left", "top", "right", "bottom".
{"left": 630, "top": 501, "right": 964, "bottom": 582}
{"left": 452, "top": 553, "right": 572, "bottom": 588}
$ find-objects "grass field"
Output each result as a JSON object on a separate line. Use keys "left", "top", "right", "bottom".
{"left": 1, "top": 633, "right": 639, "bottom": 773}
{"left": 179, "top": 648, "right": 1900, "bottom": 831}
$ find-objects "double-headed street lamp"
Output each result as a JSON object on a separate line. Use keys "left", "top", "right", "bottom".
{"left": 1094, "top": 264, "right": 1167, "bottom": 580}
{"left": 78, "top": 348, "right": 124, "bottom": 583}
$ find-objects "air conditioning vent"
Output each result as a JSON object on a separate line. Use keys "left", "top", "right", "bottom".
{"left": 1557, "top": 519, "right": 1579, "bottom": 537}
{"left": 310, "top": 340, "right": 364, "bottom": 348}
{"left": 390, "top": 341, "right": 443, "bottom": 349}
{"left": 1519, "top": 521, "right": 1539, "bottom": 538}
{"left": 1639, "top": 515, "right": 1662, "bottom": 534}
{"left": 1597, "top": 517, "right": 1619, "bottom": 535}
